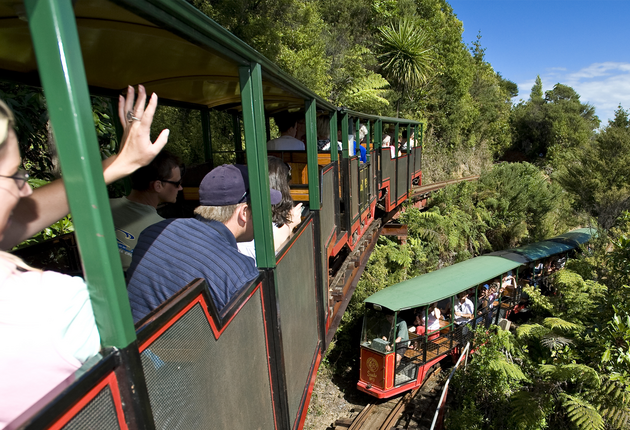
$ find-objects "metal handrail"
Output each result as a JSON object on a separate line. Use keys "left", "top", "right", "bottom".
{"left": 430, "top": 341, "right": 471, "bottom": 430}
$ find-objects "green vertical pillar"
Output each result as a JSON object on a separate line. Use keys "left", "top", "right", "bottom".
{"left": 365, "top": 120, "right": 371, "bottom": 163}
{"left": 24, "top": 0, "right": 136, "bottom": 347}
{"left": 329, "top": 110, "right": 338, "bottom": 162}
{"left": 305, "top": 99, "right": 320, "bottom": 209}
{"left": 375, "top": 119, "right": 382, "bottom": 149}
{"left": 239, "top": 63, "right": 275, "bottom": 268}
{"left": 201, "top": 107, "right": 213, "bottom": 165}
{"left": 341, "top": 111, "right": 349, "bottom": 159}
{"left": 394, "top": 123, "right": 400, "bottom": 149}
{"left": 355, "top": 117, "right": 360, "bottom": 157}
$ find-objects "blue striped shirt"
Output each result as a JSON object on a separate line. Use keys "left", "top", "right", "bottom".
{"left": 126, "top": 217, "right": 258, "bottom": 323}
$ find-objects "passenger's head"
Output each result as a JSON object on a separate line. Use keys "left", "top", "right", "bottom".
{"left": 0, "top": 99, "right": 33, "bottom": 243}
{"left": 316, "top": 115, "right": 330, "bottom": 140}
{"left": 359, "top": 125, "right": 368, "bottom": 144}
{"left": 267, "top": 156, "right": 294, "bottom": 227}
{"left": 130, "top": 150, "right": 182, "bottom": 204}
{"left": 458, "top": 291, "right": 468, "bottom": 302}
{"left": 382, "top": 135, "right": 391, "bottom": 147}
{"left": 195, "top": 164, "right": 281, "bottom": 241}
{"left": 274, "top": 111, "right": 299, "bottom": 134}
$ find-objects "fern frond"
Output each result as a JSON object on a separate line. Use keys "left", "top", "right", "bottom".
{"left": 560, "top": 393, "right": 605, "bottom": 430}
{"left": 510, "top": 390, "right": 545, "bottom": 428}
{"left": 543, "top": 317, "right": 582, "bottom": 332}
{"left": 539, "top": 364, "right": 600, "bottom": 387}
{"left": 516, "top": 323, "right": 547, "bottom": 339}
{"left": 540, "top": 333, "right": 573, "bottom": 350}
{"left": 488, "top": 356, "right": 527, "bottom": 381}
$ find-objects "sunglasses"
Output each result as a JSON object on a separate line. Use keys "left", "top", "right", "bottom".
{"left": 160, "top": 179, "right": 182, "bottom": 187}
{"left": 159, "top": 164, "right": 185, "bottom": 188}
{"left": 0, "top": 169, "right": 29, "bottom": 190}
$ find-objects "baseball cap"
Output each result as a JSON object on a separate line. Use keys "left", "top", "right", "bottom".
{"left": 199, "top": 164, "right": 282, "bottom": 206}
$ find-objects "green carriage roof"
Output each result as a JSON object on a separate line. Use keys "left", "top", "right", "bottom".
{"left": 365, "top": 255, "right": 522, "bottom": 311}
{"left": 365, "top": 228, "right": 595, "bottom": 311}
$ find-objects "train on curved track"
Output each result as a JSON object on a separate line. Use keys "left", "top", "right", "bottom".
{"left": 357, "top": 228, "right": 595, "bottom": 399}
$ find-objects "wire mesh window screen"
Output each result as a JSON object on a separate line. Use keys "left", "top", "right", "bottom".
{"left": 61, "top": 386, "right": 121, "bottom": 430}
{"left": 141, "top": 298, "right": 274, "bottom": 430}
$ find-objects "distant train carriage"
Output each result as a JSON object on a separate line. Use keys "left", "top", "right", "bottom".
{"left": 357, "top": 228, "right": 595, "bottom": 399}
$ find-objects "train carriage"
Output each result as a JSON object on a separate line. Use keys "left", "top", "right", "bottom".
{"left": 357, "top": 228, "right": 595, "bottom": 399}
{"left": 0, "top": 1, "right": 424, "bottom": 429}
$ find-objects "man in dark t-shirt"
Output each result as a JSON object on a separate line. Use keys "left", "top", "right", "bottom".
{"left": 126, "top": 164, "right": 281, "bottom": 323}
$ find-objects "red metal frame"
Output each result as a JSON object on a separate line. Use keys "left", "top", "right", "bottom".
{"left": 357, "top": 346, "right": 449, "bottom": 399}
{"left": 48, "top": 373, "right": 127, "bottom": 430}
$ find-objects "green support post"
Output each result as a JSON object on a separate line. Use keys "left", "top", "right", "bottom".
{"left": 375, "top": 119, "right": 382, "bottom": 149}
{"left": 394, "top": 123, "right": 399, "bottom": 150}
{"left": 24, "top": 0, "right": 136, "bottom": 348}
{"left": 329, "top": 110, "right": 338, "bottom": 162}
{"left": 355, "top": 117, "right": 360, "bottom": 156}
{"left": 341, "top": 111, "right": 349, "bottom": 159}
{"left": 201, "top": 107, "right": 213, "bottom": 165}
{"left": 365, "top": 120, "right": 371, "bottom": 163}
{"left": 239, "top": 63, "right": 275, "bottom": 268}
{"left": 305, "top": 99, "right": 320, "bottom": 209}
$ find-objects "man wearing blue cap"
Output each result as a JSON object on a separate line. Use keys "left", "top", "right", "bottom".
{"left": 126, "top": 164, "right": 281, "bottom": 323}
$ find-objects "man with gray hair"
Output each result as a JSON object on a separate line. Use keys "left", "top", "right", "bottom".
{"left": 126, "top": 164, "right": 281, "bottom": 323}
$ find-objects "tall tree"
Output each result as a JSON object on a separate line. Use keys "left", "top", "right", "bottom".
{"left": 556, "top": 105, "right": 630, "bottom": 229}
{"left": 511, "top": 81, "right": 599, "bottom": 164}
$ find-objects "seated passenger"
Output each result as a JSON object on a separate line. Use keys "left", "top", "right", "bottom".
{"left": 238, "top": 157, "right": 302, "bottom": 263}
{"left": 382, "top": 135, "right": 397, "bottom": 159}
{"left": 383, "top": 313, "right": 408, "bottom": 366}
{"left": 316, "top": 115, "right": 342, "bottom": 151}
{"left": 267, "top": 111, "right": 304, "bottom": 150}
{"left": 454, "top": 291, "right": 474, "bottom": 327}
{"left": 0, "top": 86, "right": 167, "bottom": 426}
{"left": 126, "top": 164, "right": 282, "bottom": 323}
{"left": 410, "top": 303, "right": 441, "bottom": 340}
{"left": 110, "top": 150, "right": 182, "bottom": 271}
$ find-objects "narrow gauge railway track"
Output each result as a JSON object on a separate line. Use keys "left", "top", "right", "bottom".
{"left": 336, "top": 369, "right": 443, "bottom": 430}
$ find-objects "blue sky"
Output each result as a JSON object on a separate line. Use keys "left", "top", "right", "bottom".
{"left": 447, "top": 0, "right": 630, "bottom": 125}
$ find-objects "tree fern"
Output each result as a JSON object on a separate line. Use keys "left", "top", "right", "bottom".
{"left": 510, "top": 390, "right": 546, "bottom": 429}
{"left": 539, "top": 364, "right": 600, "bottom": 388}
{"left": 560, "top": 393, "right": 605, "bottom": 430}
{"left": 543, "top": 317, "right": 582, "bottom": 332}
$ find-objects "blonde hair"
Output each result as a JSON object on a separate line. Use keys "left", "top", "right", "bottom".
{"left": 194, "top": 203, "right": 243, "bottom": 223}
{"left": 0, "top": 99, "right": 15, "bottom": 149}
{"left": 0, "top": 251, "right": 41, "bottom": 273}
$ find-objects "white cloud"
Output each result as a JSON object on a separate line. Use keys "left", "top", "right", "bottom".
{"left": 516, "top": 62, "right": 630, "bottom": 124}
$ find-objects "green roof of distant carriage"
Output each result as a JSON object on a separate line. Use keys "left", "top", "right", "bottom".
{"left": 365, "top": 255, "right": 522, "bottom": 311}
{"left": 505, "top": 228, "right": 595, "bottom": 262}
{"left": 548, "top": 228, "right": 596, "bottom": 247}
{"left": 364, "top": 228, "right": 595, "bottom": 312}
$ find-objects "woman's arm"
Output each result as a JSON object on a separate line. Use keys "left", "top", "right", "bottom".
{"left": 272, "top": 203, "right": 303, "bottom": 251}
{"left": 1, "top": 86, "right": 168, "bottom": 250}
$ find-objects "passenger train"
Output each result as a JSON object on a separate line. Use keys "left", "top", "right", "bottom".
{"left": 357, "top": 228, "right": 595, "bottom": 399}
{"left": 1, "top": 1, "right": 424, "bottom": 429}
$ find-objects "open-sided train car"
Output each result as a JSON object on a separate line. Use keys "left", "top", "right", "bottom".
{"left": 357, "top": 228, "right": 595, "bottom": 399}
{"left": 1, "top": 1, "right": 422, "bottom": 429}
